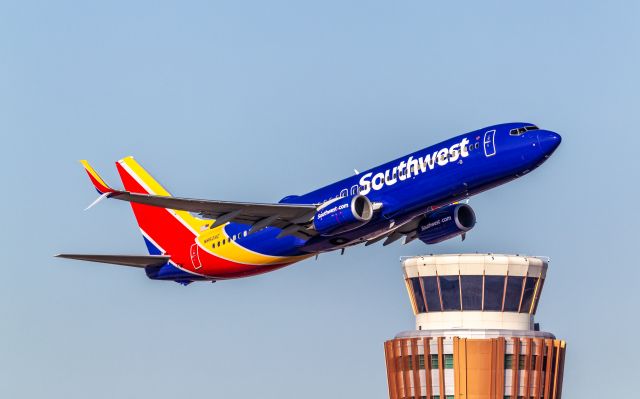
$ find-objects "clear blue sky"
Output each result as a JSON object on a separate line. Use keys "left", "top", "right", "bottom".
{"left": 1, "top": 1, "right": 638, "bottom": 397}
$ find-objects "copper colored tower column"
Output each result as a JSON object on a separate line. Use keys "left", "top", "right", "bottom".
{"left": 384, "top": 254, "right": 566, "bottom": 399}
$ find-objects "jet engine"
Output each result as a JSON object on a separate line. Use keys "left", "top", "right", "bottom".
{"left": 418, "top": 203, "right": 476, "bottom": 244}
{"left": 313, "top": 195, "right": 374, "bottom": 236}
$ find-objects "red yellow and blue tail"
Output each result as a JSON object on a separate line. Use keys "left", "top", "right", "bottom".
{"left": 114, "top": 157, "right": 207, "bottom": 257}
{"left": 79, "top": 157, "right": 307, "bottom": 281}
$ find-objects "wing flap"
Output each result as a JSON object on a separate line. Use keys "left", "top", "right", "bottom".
{"left": 56, "top": 254, "right": 171, "bottom": 268}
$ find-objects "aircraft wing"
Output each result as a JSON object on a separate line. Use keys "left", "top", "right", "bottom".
{"left": 364, "top": 215, "right": 424, "bottom": 246}
{"left": 81, "top": 160, "right": 318, "bottom": 237}
{"left": 108, "top": 192, "right": 317, "bottom": 233}
{"left": 364, "top": 201, "right": 472, "bottom": 246}
{"left": 56, "top": 254, "right": 171, "bottom": 268}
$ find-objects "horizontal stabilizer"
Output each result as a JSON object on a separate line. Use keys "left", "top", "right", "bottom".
{"left": 56, "top": 254, "right": 170, "bottom": 268}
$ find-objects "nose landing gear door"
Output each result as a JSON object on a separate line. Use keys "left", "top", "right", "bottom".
{"left": 484, "top": 129, "right": 496, "bottom": 157}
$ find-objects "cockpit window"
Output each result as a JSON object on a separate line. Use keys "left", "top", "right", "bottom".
{"left": 509, "top": 125, "right": 538, "bottom": 136}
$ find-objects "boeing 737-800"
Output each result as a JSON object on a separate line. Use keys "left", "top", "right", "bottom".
{"left": 58, "top": 122, "right": 561, "bottom": 284}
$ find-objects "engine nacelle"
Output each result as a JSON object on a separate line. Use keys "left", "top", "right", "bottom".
{"left": 418, "top": 203, "right": 476, "bottom": 244}
{"left": 313, "top": 195, "right": 374, "bottom": 236}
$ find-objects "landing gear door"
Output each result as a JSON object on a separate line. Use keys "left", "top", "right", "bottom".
{"left": 484, "top": 130, "right": 496, "bottom": 157}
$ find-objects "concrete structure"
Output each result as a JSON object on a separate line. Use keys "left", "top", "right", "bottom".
{"left": 384, "top": 254, "right": 566, "bottom": 399}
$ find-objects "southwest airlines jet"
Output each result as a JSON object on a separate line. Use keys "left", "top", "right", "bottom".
{"left": 58, "top": 123, "right": 561, "bottom": 285}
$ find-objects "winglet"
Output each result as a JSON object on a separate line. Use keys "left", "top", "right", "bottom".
{"left": 80, "top": 160, "right": 115, "bottom": 195}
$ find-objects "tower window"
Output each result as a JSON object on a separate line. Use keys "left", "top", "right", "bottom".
{"left": 504, "top": 354, "right": 513, "bottom": 369}
{"left": 439, "top": 275, "right": 461, "bottom": 311}
{"left": 444, "top": 354, "right": 454, "bottom": 369}
{"left": 430, "top": 354, "right": 439, "bottom": 368}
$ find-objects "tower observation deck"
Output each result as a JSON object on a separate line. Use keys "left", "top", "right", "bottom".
{"left": 383, "top": 254, "right": 566, "bottom": 399}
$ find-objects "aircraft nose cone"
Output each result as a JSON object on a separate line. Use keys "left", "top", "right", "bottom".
{"left": 538, "top": 130, "right": 562, "bottom": 155}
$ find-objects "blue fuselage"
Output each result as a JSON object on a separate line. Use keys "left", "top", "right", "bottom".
{"left": 223, "top": 122, "right": 561, "bottom": 255}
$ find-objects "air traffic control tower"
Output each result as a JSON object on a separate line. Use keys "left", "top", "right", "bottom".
{"left": 384, "top": 254, "right": 566, "bottom": 399}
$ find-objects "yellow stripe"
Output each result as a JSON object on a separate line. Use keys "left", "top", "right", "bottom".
{"left": 118, "top": 156, "right": 206, "bottom": 232}
{"left": 119, "top": 156, "right": 171, "bottom": 196}
{"left": 197, "top": 228, "right": 311, "bottom": 265}
{"left": 80, "top": 160, "right": 110, "bottom": 189}
{"left": 404, "top": 278, "right": 418, "bottom": 314}
{"left": 529, "top": 277, "right": 541, "bottom": 314}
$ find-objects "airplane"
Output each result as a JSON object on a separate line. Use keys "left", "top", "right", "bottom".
{"left": 57, "top": 122, "right": 561, "bottom": 285}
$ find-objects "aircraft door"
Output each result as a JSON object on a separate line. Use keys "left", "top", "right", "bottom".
{"left": 484, "top": 130, "right": 496, "bottom": 157}
{"left": 190, "top": 243, "right": 202, "bottom": 269}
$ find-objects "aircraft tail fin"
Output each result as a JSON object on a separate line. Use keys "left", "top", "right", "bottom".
{"left": 114, "top": 157, "right": 206, "bottom": 256}
{"left": 115, "top": 156, "right": 174, "bottom": 197}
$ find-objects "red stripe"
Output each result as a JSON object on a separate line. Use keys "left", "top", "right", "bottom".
{"left": 115, "top": 162, "right": 292, "bottom": 279}
{"left": 84, "top": 170, "right": 112, "bottom": 194}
